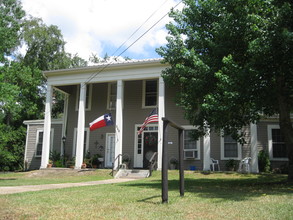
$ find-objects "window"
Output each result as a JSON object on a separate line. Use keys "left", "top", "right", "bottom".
{"left": 142, "top": 80, "right": 157, "bottom": 108}
{"left": 35, "top": 129, "right": 54, "bottom": 157}
{"left": 76, "top": 84, "right": 92, "bottom": 111}
{"left": 268, "top": 125, "right": 288, "bottom": 160}
{"left": 221, "top": 134, "right": 242, "bottom": 160}
{"left": 36, "top": 130, "right": 43, "bottom": 157}
{"left": 73, "top": 128, "right": 90, "bottom": 157}
{"left": 107, "top": 82, "right": 117, "bottom": 110}
{"left": 184, "top": 130, "right": 200, "bottom": 159}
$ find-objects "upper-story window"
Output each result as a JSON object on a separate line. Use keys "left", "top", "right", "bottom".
{"left": 221, "top": 134, "right": 242, "bottom": 160}
{"left": 76, "top": 84, "right": 92, "bottom": 111}
{"left": 143, "top": 80, "right": 157, "bottom": 108}
{"left": 268, "top": 125, "right": 287, "bottom": 160}
{"left": 107, "top": 82, "right": 117, "bottom": 110}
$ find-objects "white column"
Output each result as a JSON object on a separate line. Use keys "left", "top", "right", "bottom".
{"left": 158, "top": 77, "right": 165, "bottom": 170}
{"left": 40, "top": 84, "right": 53, "bottom": 169}
{"left": 75, "top": 83, "right": 86, "bottom": 169}
{"left": 115, "top": 80, "right": 124, "bottom": 169}
{"left": 203, "top": 129, "right": 211, "bottom": 171}
{"left": 250, "top": 123, "right": 259, "bottom": 173}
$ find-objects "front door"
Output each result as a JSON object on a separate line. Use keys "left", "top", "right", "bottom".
{"left": 134, "top": 125, "right": 158, "bottom": 168}
{"left": 105, "top": 133, "right": 115, "bottom": 167}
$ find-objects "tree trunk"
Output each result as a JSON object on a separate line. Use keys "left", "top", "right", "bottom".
{"left": 277, "top": 77, "right": 293, "bottom": 182}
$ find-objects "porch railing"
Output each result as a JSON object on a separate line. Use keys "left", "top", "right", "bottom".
{"left": 111, "top": 154, "right": 122, "bottom": 177}
{"left": 148, "top": 152, "right": 158, "bottom": 177}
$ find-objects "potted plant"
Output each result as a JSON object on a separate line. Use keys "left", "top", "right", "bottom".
{"left": 225, "top": 159, "right": 238, "bottom": 171}
{"left": 81, "top": 161, "right": 87, "bottom": 169}
{"left": 91, "top": 154, "right": 101, "bottom": 168}
{"left": 170, "top": 158, "right": 178, "bottom": 170}
{"left": 66, "top": 157, "right": 75, "bottom": 168}
{"left": 47, "top": 159, "right": 53, "bottom": 168}
{"left": 122, "top": 158, "right": 131, "bottom": 169}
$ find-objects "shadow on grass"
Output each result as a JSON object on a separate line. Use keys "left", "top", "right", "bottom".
{"left": 122, "top": 173, "right": 292, "bottom": 202}
{"left": 137, "top": 195, "right": 161, "bottom": 204}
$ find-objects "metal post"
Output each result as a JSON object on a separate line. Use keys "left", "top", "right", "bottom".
{"left": 162, "top": 120, "right": 169, "bottom": 203}
{"left": 178, "top": 129, "right": 184, "bottom": 196}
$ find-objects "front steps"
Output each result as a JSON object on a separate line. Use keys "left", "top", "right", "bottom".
{"left": 115, "top": 169, "right": 150, "bottom": 179}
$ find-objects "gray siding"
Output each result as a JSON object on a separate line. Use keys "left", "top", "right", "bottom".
{"left": 25, "top": 122, "right": 62, "bottom": 170}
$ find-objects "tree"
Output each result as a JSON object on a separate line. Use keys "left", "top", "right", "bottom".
{"left": 0, "top": 0, "right": 25, "bottom": 63}
{"left": 0, "top": 1, "right": 88, "bottom": 171}
{"left": 157, "top": 0, "right": 293, "bottom": 181}
{"left": 20, "top": 17, "right": 80, "bottom": 71}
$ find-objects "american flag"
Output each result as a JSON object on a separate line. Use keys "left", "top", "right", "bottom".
{"left": 138, "top": 108, "right": 158, "bottom": 135}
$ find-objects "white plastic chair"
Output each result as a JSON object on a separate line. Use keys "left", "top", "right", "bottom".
{"left": 238, "top": 157, "right": 251, "bottom": 173}
{"left": 210, "top": 158, "right": 220, "bottom": 171}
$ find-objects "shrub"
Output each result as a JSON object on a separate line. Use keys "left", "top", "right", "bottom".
{"left": 258, "top": 150, "right": 270, "bottom": 172}
{"left": 225, "top": 159, "right": 238, "bottom": 171}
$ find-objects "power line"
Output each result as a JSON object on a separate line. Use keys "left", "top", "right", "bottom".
{"left": 46, "top": 0, "right": 183, "bottom": 118}
{"left": 84, "top": 0, "right": 183, "bottom": 85}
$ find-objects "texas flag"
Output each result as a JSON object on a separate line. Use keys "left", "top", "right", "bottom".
{"left": 89, "top": 113, "right": 114, "bottom": 131}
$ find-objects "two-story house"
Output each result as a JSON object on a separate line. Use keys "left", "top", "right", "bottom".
{"left": 23, "top": 59, "right": 288, "bottom": 172}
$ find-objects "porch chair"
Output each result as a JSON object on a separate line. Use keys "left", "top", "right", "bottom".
{"left": 210, "top": 158, "right": 220, "bottom": 171}
{"left": 238, "top": 157, "right": 251, "bottom": 173}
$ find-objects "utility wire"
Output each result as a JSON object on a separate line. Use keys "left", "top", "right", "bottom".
{"left": 47, "top": 0, "right": 183, "bottom": 118}
{"left": 85, "top": 0, "right": 183, "bottom": 85}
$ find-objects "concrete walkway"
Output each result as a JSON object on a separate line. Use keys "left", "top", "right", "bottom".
{"left": 0, "top": 178, "right": 137, "bottom": 195}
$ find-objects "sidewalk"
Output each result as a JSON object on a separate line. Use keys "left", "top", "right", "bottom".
{"left": 0, "top": 178, "right": 137, "bottom": 195}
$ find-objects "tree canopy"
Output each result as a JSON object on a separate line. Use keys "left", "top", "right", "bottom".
{"left": 157, "top": 0, "right": 293, "bottom": 180}
{"left": 0, "top": 0, "right": 88, "bottom": 171}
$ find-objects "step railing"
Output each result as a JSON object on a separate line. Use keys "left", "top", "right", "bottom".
{"left": 148, "top": 152, "right": 158, "bottom": 177}
{"left": 111, "top": 154, "right": 122, "bottom": 177}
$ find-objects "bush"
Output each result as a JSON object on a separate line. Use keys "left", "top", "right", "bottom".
{"left": 54, "top": 160, "right": 63, "bottom": 167}
{"left": 225, "top": 159, "right": 238, "bottom": 171}
{"left": 258, "top": 150, "right": 270, "bottom": 172}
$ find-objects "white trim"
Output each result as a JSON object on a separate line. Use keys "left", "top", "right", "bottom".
{"left": 75, "top": 84, "right": 92, "bottom": 111}
{"left": 267, "top": 124, "right": 288, "bottom": 161}
{"left": 203, "top": 130, "right": 211, "bottom": 170}
{"left": 142, "top": 79, "right": 158, "bottom": 109}
{"left": 73, "top": 128, "right": 90, "bottom": 157}
{"left": 23, "top": 119, "right": 63, "bottom": 125}
{"left": 115, "top": 80, "right": 124, "bottom": 169}
{"left": 75, "top": 82, "right": 87, "bottom": 169}
{"left": 40, "top": 84, "right": 52, "bottom": 168}
{"left": 220, "top": 133, "right": 242, "bottom": 160}
{"left": 250, "top": 123, "right": 259, "bottom": 173}
{"left": 24, "top": 124, "right": 30, "bottom": 167}
{"left": 157, "top": 76, "right": 165, "bottom": 170}
{"left": 107, "top": 82, "right": 117, "bottom": 110}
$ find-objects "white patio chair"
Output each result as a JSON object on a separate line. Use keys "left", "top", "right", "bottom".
{"left": 210, "top": 158, "right": 220, "bottom": 171}
{"left": 238, "top": 157, "right": 251, "bottom": 173}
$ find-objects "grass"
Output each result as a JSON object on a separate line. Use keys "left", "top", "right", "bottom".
{"left": 0, "top": 170, "right": 292, "bottom": 220}
{"left": 0, "top": 169, "right": 112, "bottom": 186}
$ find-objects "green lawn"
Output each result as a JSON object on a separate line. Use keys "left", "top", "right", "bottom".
{"left": 0, "top": 169, "right": 112, "bottom": 186}
{"left": 0, "top": 171, "right": 292, "bottom": 220}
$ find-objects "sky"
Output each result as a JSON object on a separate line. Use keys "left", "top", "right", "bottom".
{"left": 21, "top": 0, "right": 183, "bottom": 61}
